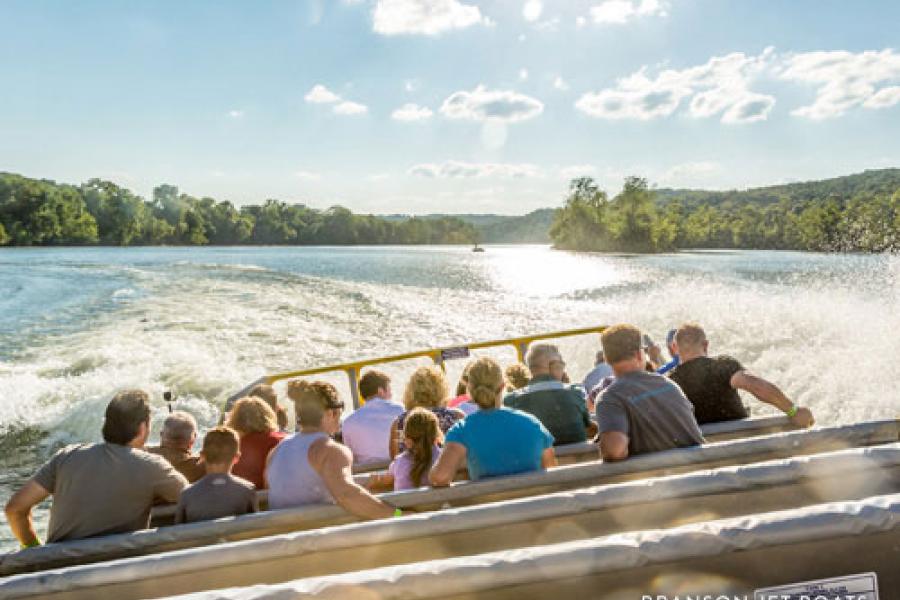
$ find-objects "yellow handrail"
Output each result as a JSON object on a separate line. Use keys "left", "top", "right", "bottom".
{"left": 238, "top": 325, "right": 607, "bottom": 409}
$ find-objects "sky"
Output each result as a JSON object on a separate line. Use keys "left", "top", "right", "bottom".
{"left": 1, "top": 0, "right": 899, "bottom": 215}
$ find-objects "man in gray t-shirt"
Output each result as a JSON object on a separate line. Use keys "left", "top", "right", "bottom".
{"left": 5, "top": 390, "right": 187, "bottom": 547}
{"left": 595, "top": 324, "right": 704, "bottom": 461}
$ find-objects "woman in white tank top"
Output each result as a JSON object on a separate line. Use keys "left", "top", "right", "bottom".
{"left": 267, "top": 430, "right": 334, "bottom": 509}
{"left": 266, "top": 380, "right": 397, "bottom": 520}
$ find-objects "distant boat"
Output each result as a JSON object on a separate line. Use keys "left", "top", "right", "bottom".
{"left": 472, "top": 244, "right": 485, "bottom": 253}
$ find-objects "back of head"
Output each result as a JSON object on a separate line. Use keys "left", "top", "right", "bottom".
{"left": 248, "top": 384, "right": 278, "bottom": 408}
{"left": 525, "top": 343, "right": 561, "bottom": 374}
{"left": 202, "top": 426, "right": 240, "bottom": 465}
{"left": 601, "top": 324, "right": 642, "bottom": 365}
{"left": 103, "top": 390, "right": 151, "bottom": 445}
{"left": 226, "top": 397, "right": 277, "bottom": 436}
{"left": 403, "top": 366, "right": 449, "bottom": 410}
{"left": 467, "top": 357, "right": 504, "bottom": 410}
{"left": 358, "top": 370, "right": 391, "bottom": 401}
{"left": 504, "top": 363, "right": 531, "bottom": 390}
{"left": 455, "top": 361, "right": 474, "bottom": 397}
{"left": 675, "top": 322, "right": 707, "bottom": 353}
{"left": 287, "top": 379, "right": 342, "bottom": 428}
{"left": 161, "top": 410, "right": 197, "bottom": 444}
{"left": 403, "top": 407, "right": 442, "bottom": 487}
{"left": 249, "top": 383, "right": 288, "bottom": 431}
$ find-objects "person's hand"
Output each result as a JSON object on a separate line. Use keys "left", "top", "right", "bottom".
{"left": 790, "top": 407, "right": 815, "bottom": 428}
{"left": 646, "top": 343, "right": 663, "bottom": 365}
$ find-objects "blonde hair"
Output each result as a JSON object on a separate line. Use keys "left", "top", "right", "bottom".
{"left": 467, "top": 357, "right": 504, "bottom": 410}
{"left": 601, "top": 324, "right": 642, "bottom": 364}
{"left": 226, "top": 397, "right": 278, "bottom": 436}
{"left": 403, "top": 407, "right": 442, "bottom": 488}
{"left": 248, "top": 384, "right": 288, "bottom": 431}
{"left": 403, "top": 366, "right": 449, "bottom": 411}
{"left": 504, "top": 363, "right": 531, "bottom": 390}
{"left": 287, "top": 379, "right": 343, "bottom": 427}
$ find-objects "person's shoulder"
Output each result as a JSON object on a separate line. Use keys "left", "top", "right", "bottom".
{"left": 714, "top": 354, "right": 743, "bottom": 366}
{"left": 226, "top": 473, "right": 257, "bottom": 492}
{"left": 503, "top": 406, "right": 545, "bottom": 427}
{"left": 562, "top": 383, "right": 587, "bottom": 401}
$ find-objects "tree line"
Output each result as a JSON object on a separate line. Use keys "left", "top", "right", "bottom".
{"left": 550, "top": 173, "right": 900, "bottom": 253}
{"left": 0, "top": 173, "right": 477, "bottom": 246}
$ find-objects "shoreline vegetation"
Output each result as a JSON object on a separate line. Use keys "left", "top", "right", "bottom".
{"left": 1, "top": 168, "right": 898, "bottom": 252}
{"left": 551, "top": 169, "right": 900, "bottom": 253}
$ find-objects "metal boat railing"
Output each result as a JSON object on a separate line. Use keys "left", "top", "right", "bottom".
{"left": 228, "top": 325, "right": 608, "bottom": 409}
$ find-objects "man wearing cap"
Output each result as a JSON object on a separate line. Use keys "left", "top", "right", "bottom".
{"left": 656, "top": 328, "right": 680, "bottom": 375}
{"left": 4, "top": 390, "right": 187, "bottom": 548}
{"left": 668, "top": 323, "right": 815, "bottom": 427}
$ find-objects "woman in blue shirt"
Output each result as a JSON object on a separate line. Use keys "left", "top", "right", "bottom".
{"left": 429, "top": 357, "right": 556, "bottom": 485}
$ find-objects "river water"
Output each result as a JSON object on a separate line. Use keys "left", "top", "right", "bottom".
{"left": 1, "top": 245, "right": 899, "bottom": 551}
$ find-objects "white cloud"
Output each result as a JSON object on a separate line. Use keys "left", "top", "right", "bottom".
{"left": 519, "top": 68, "right": 529, "bottom": 81}
{"left": 333, "top": 100, "right": 368, "bottom": 115}
{"left": 589, "top": 0, "right": 668, "bottom": 24}
{"left": 553, "top": 76, "right": 569, "bottom": 91}
{"left": 661, "top": 161, "right": 721, "bottom": 186}
{"left": 409, "top": 160, "right": 542, "bottom": 179}
{"left": 441, "top": 85, "right": 544, "bottom": 123}
{"left": 864, "top": 85, "right": 900, "bottom": 109}
{"left": 304, "top": 84, "right": 341, "bottom": 104}
{"left": 575, "top": 15, "right": 587, "bottom": 28}
{"left": 778, "top": 49, "right": 900, "bottom": 119}
{"left": 560, "top": 165, "right": 596, "bottom": 179}
{"left": 404, "top": 79, "right": 419, "bottom": 92}
{"left": 522, "top": 0, "right": 542, "bottom": 22}
{"left": 373, "top": 0, "right": 488, "bottom": 36}
{"left": 227, "top": 109, "right": 244, "bottom": 118}
{"left": 392, "top": 103, "right": 434, "bottom": 121}
{"left": 576, "top": 49, "right": 776, "bottom": 124}
{"left": 295, "top": 171, "right": 322, "bottom": 181}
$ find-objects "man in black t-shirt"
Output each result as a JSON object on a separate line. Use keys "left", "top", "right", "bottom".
{"left": 669, "top": 323, "right": 815, "bottom": 427}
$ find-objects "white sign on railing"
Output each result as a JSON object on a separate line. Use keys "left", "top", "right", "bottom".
{"left": 755, "top": 572, "right": 878, "bottom": 600}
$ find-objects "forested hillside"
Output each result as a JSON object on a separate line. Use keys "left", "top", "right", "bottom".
{"left": 0, "top": 174, "right": 476, "bottom": 246}
{"left": 550, "top": 169, "right": 900, "bottom": 253}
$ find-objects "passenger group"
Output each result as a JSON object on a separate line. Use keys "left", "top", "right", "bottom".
{"left": 4, "top": 322, "right": 815, "bottom": 549}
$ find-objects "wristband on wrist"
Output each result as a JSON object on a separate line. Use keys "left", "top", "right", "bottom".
{"left": 393, "top": 508, "right": 403, "bottom": 517}
{"left": 786, "top": 406, "right": 798, "bottom": 418}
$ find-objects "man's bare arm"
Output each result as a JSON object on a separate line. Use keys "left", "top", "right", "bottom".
{"left": 731, "top": 371, "right": 814, "bottom": 427}
{"left": 4, "top": 480, "right": 50, "bottom": 547}
{"left": 314, "top": 441, "right": 395, "bottom": 520}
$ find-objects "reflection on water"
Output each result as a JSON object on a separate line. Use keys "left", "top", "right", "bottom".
{"left": 1, "top": 245, "right": 899, "bottom": 551}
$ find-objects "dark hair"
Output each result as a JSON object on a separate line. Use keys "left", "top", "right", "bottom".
{"left": 358, "top": 370, "right": 391, "bottom": 400}
{"left": 202, "top": 426, "right": 240, "bottom": 465}
{"left": 403, "top": 408, "right": 441, "bottom": 488}
{"left": 102, "top": 390, "right": 152, "bottom": 445}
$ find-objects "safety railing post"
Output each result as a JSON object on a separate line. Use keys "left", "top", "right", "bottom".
{"left": 347, "top": 367, "right": 361, "bottom": 410}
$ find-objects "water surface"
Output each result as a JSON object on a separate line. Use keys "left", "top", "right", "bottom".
{"left": 2, "top": 245, "right": 899, "bottom": 552}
